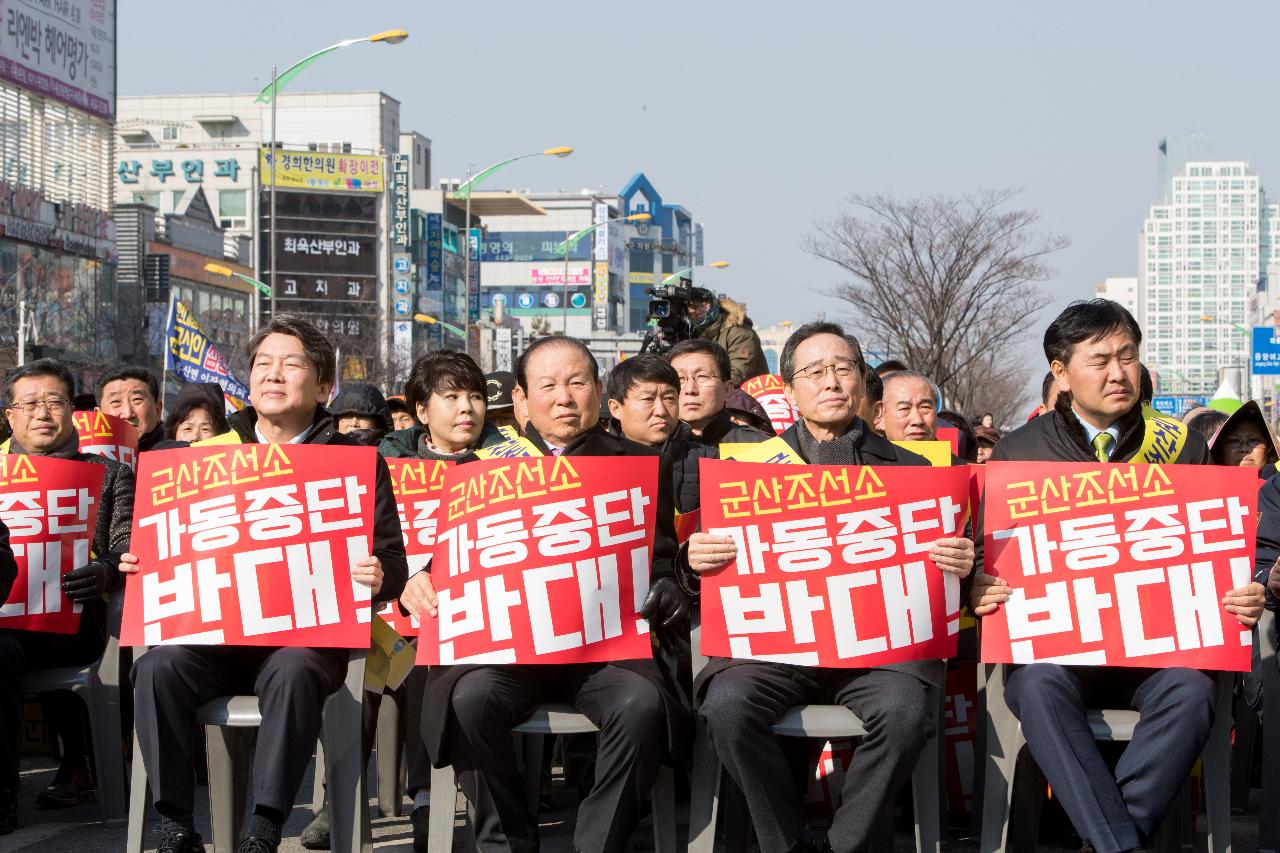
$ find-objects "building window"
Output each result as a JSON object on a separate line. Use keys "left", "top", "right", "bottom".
{"left": 162, "top": 125, "right": 180, "bottom": 142}
{"left": 218, "top": 189, "right": 248, "bottom": 230}
{"left": 132, "top": 191, "right": 161, "bottom": 208}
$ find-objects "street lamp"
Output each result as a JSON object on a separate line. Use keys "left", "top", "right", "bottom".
{"left": 204, "top": 263, "right": 272, "bottom": 299}
{"left": 554, "top": 212, "right": 651, "bottom": 334}
{"left": 413, "top": 312, "right": 468, "bottom": 340}
{"left": 255, "top": 29, "right": 409, "bottom": 320}
{"left": 451, "top": 146, "right": 573, "bottom": 352}
{"left": 660, "top": 257, "right": 732, "bottom": 286}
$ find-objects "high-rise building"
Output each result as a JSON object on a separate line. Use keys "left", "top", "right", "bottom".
{"left": 617, "top": 173, "right": 702, "bottom": 332}
{"left": 1138, "top": 148, "right": 1272, "bottom": 396}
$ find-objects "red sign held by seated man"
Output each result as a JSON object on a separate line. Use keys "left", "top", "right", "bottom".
{"left": 417, "top": 455, "right": 658, "bottom": 666}
{"left": 980, "top": 461, "right": 1256, "bottom": 671}
{"left": 0, "top": 455, "right": 104, "bottom": 634}
{"left": 121, "top": 444, "right": 378, "bottom": 647}
{"left": 73, "top": 410, "right": 139, "bottom": 472}
{"left": 698, "top": 458, "right": 970, "bottom": 667}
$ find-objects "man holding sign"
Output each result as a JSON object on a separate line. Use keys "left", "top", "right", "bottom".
{"left": 688, "top": 322, "right": 976, "bottom": 853}
{"left": 970, "top": 300, "right": 1266, "bottom": 853}
{"left": 0, "top": 359, "right": 135, "bottom": 826}
{"left": 121, "top": 315, "right": 407, "bottom": 853}
{"left": 410, "top": 336, "right": 692, "bottom": 853}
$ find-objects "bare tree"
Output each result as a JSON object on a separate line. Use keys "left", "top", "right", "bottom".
{"left": 806, "top": 189, "right": 1067, "bottom": 423}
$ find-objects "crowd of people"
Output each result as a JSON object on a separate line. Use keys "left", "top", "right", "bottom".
{"left": 1, "top": 297, "right": 1278, "bottom": 853}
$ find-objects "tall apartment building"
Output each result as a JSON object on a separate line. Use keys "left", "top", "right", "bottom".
{"left": 1138, "top": 145, "right": 1273, "bottom": 396}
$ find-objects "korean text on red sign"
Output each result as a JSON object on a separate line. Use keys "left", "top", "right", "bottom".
{"left": 74, "top": 410, "right": 139, "bottom": 472}
{"left": 376, "top": 457, "right": 450, "bottom": 638}
{"left": 418, "top": 456, "right": 659, "bottom": 666}
{"left": 698, "top": 459, "right": 970, "bottom": 667}
{"left": 0, "top": 455, "right": 103, "bottom": 634}
{"left": 980, "top": 462, "right": 1256, "bottom": 671}
{"left": 121, "top": 444, "right": 378, "bottom": 647}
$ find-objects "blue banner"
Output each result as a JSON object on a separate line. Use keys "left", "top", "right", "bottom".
{"left": 165, "top": 297, "right": 251, "bottom": 405}
{"left": 1254, "top": 326, "right": 1280, "bottom": 375}
{"left": 1150, "top": 395, "right": 1207, "bottom": 417}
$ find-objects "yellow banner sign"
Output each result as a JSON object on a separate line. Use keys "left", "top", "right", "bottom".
{"left": 259, "top": 148, "right": 385, "bottom": 193}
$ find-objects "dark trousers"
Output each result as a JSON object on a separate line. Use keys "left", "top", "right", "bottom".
{"left": 402, "top": 664, "right": 431, "bottom": 797}
{"left": 131, "top": 645, "right": 345, "bottom": 816}
{"left": 699, "top": 664, "right": 932, "bottom": 853}
{"left": 447, "top": 663, "right": 667, "bottom": 853}
{"left": 0, "top": 620, "right": 106, "bottom": 792}
{"left": 1005, "top": 664, "right": 1215, "bottom": 853}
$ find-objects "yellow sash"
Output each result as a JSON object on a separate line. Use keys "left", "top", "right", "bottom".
{"left": 474, "top": 435, "right": 544, "bottom": 459}
{"left": 719, "top": 436, "right": 803, "bottom": 464}
{"left": 890, "top": 440, "right": 952, "bottom": 467}
{"left": 1134, "top": 405, "right": 1187, "bottom": 464}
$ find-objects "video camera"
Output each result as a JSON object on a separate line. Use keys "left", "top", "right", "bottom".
{"left": 640, "top": 277, "right": 715, "bottom": 355}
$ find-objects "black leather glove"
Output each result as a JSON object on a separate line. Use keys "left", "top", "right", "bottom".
{"left": 61, "top": 559, "right": 118, "bottom": 603}
{"left": 640, "top": 576, "right": 690, "bottom": 631}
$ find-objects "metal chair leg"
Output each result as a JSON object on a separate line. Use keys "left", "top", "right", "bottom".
{"left": 376, "top": 695, "right": 404, "bottom": 817}
{"left": 427, "top": 763, "right": 459, "bottom": 853}
{"left": 687, "top": 721, "right": 722, "bottom": 853}
{"left": 125, "top": 733, "right": 149, "bottom": 853}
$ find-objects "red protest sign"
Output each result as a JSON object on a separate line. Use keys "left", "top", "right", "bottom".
{"left": 418, "top": 456, "right": 659, "bottom": 666}
{"left": 74, "top": 410, "right": 139, "bottom": 471}
{"left": 121, "top": 444, "right": 378, "bottom": 647}
{"left": 937, "top": 427, "right": 960, "bottom": 456}
{"left": 0, "top": 455, "right": 103, "bottom": 634}
{"left": 980, "top": 462, "right": 1256, "bottom": 671}
{"left": 376, "top": 457, "right": 451, "bottom": 637}
{"left": 698, "top": 459, "right": 970, "bottom": 667}
{"left": 740, "top": 374, "right": 797, "bottom": 435}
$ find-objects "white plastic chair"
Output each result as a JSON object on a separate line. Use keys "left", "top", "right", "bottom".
{"left": 978, "top": 662, "right": 1235, "bottom": 853}
{"left": 126, "top": 647, "right": 370, "bottom": 853}
{"left": 19, "top": 591, "right": 128, "bottom": 825}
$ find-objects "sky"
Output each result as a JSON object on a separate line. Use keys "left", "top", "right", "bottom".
{"left": 119, "top": 0, "right": 1280, "bottom": 337}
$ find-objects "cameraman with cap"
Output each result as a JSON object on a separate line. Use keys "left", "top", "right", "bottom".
{"left": 684, "top": 285, "right": 768, "bottom": 386}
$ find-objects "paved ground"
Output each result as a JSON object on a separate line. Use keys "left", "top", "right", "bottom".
{"left": 4, "top": 752, "right": 1268, "bottom": 852}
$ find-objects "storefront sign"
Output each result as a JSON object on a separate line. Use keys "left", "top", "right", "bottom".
{"left": 0, "top": 0, "right": 116, "bottom": 120}
{"left": 259, "top": 148, "right": 384, "bottom": 193}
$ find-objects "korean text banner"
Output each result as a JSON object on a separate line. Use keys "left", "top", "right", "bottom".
{"left": 121, "top": 444, "right": 378, "bottom": 647}
{"left": 418, "top": 456, "right": 659, "bottom": 666}
{"left": 980, "top": 462, "right": 1256, "bottom": 671}
{"left": 376, "top": 458, "right": 451, "bottom": 638}
{"left": 74, "top": 410, "right": 139, "bottom": 471}
{"left": 699, "top": 459, "right": 969, "bottom": 667}
{"left": 259, "top": 148, "right": 385, "bottom": 194}
{"left": 740, "top": 374, "right": 797, "bottom": 436}
{"left": 165, "top": 297, "right": 250, "bottom": 405}
{"left": 0, "top": 456, "right": 104, "bottom": 634}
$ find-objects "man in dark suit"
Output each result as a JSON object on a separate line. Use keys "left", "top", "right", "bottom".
{"left": 970, "top": 299, "right": 1266, "bottom": 853}
{"left": 121, "top": 314, "right": 408, "bottom": 853}
{"left": 412, "top": 336, "right": 692, "bottom": 853}
{"left": 688, "top": 321, "right": 975, "bottom": 853}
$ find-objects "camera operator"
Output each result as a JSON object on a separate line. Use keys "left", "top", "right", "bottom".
{"left": 684, "top": 286, "right": 768, "bottom": 386}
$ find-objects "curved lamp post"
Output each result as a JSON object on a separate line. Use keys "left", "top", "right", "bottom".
{"left": 554, "top": 212, "right": 651, "bottom": 333}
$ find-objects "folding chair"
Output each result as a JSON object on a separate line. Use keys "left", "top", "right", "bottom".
{"left": 687, "top": 622, "right": 944, "bottom": 853}
{"left": 19, "top": 590, "right": 128, "bottom": 825}
{"left": 311, "top": 688, "right": 405, "bottom": 818}
{"left": 978, "top": 662, "right": 1234, "bottom": 853}
{"left": 126, "top": 647, "right": 370, "bottom": 853}
{"left": 426, "top": 702, "right": 679, "bottom": 853}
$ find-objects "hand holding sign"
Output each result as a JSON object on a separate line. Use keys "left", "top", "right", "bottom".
{"left": 1222, "top": 582, "right": 1265, "bottom": 627}
{"left": 687, "top": 532, "right": 738, "bottom": 575}
{"left": 400, "top": 571, "right": 439, "bottom": 620}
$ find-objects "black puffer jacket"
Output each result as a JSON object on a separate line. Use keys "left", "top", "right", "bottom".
{"left": 667, "top": 409, "right": 771, "bottom": 514}
{"left": 223, "top": 406, "right": 408, "bottom": 608}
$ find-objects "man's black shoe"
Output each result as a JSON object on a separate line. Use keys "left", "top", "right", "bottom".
{"left": 299, "top": 808, "right": 330, "bottom": 849}
{"left": 236, "top": 836, "right": 278, "bottom": 853}
{"left": 411, "top": 804, "right": 430, "bottom": 851}
{"left": 156, "top": 824, "right": 206, "bottom": 853}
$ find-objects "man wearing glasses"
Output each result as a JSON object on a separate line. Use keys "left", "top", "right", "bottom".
{"left": 684, "top": 322, "right": 975, "bottom": 853}
{"left": 0, "top": 359, "right": 135, "bottom": 832}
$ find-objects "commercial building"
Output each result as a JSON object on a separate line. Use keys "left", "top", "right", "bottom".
{"left": 617, "top": 173, "right": 703, "bottom": 332}
{"left": 114, "top": 91, "right": 431, "bottom": 383}
{"left": 1137, "top": 138, "right": 1274, "bottom": 397}
{"left": 0, "top": 1, "right": 118, "bottom": 381}
{"left": 1095, "top": 276, "right": 1139, "bottom": 318}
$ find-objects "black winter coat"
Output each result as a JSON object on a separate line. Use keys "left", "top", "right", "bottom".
{"left": 224, "top": 406, "right": 408, "bottom": 608}
{"left": 692, "top": 418, "right": 947, "bottom": 700}
{"left": 421, "top": 423, "right": 693, "bottom": 767}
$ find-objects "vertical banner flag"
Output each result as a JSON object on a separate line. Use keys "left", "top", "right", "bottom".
{"left": 418, "top": 456, "right": 659, "bottom": 665}
{"left": 980, "top": 462, "right": 1256, "bottom": 671}
{"left": 698, "top": 459, "right": 970, "bottom": 666}
{"left": 121, "top": 445, "right": 377, "bottom": 647}
{"left": 740, "top": 374, "right": 798, "bottom": 435}
{"left": 376, "top": 457, "right": 451, "bottom": 637}
{"left": 165, "top": 297, "right": 251, "bottom": 407}
{"left": 0, "top": 456, "right": 104, "bottom": 634}
{"left": 73, "top": 410, "right": 139, "bottom": 471}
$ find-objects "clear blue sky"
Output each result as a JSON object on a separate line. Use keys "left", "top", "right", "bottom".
{"left": 119, "top": 0, "right": 1280, "bottom": 337}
